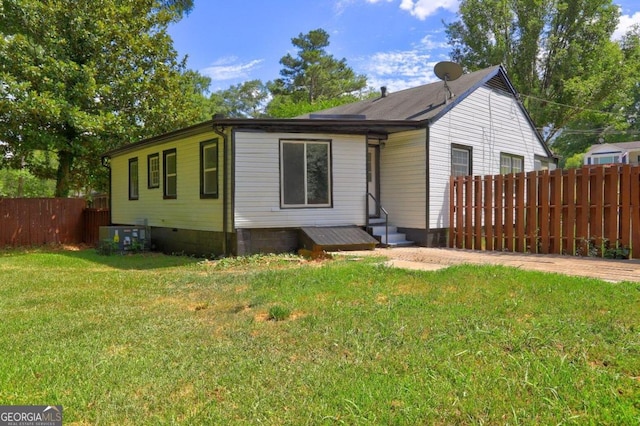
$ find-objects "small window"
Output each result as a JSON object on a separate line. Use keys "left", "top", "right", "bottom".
{"left": 200, "top": 140, "right": 218, "bottom": 198}
{"left": 163, "top": 149, "right": 177, "bottom": 199}
{"left": 593, "top": 155, "right": 619, "bottom": 165}
{"left": 148, "top": 153, "right": 159, "bottom": 189}
{"left": 500, "top": 153, "right": 524, "bottom": 174}
{"left": 129, "top": 157, "right": 139, "bottom": 200}
{"left": 280, "top": 140, "right": 332, "bottom": 208}
{"left": 534, "top": 155, "right": 554, "bottom": 171}
{"left": 451, "top": 145, "right": 472, "bottom": 176}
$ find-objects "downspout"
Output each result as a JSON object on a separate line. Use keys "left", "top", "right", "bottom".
{"left": 212, "top": 123, "right": 229, "bottom": 256}
{"left": 425, "top": 125, "right": 430, "bottom": 245}
{"left": 101, "top": 155, "right": 112, "bottom": 225}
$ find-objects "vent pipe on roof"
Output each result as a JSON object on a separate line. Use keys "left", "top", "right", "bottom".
{"left": 381, "top": 86, "right": 387, "bottom": 98}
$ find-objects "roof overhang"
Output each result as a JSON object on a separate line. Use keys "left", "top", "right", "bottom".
{"left": 211, "top": 117, "right": 425, "bottom": 135}
{"left": 101, "top": 117, "right": 425, "bottom": 159}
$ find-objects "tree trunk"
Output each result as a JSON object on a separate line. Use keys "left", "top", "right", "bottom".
{"left": 55, "top": 150, "right": 74, "bottom": 197}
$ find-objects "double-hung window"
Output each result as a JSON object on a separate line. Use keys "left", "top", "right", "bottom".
{"left": 280, "top": 140, "right": 331, "bottom": 208}
{"left": 500, "top": 153, "right": 524, "bottom": 174}
{"left": 148, "top": 153, "right": 159, "bottom": 189}
{"left": 200, "top": 140, "right": 218, "bottom": 198}
{"left": 451, "top": 145, "right": 472, "bottom": 176}
{"left": 163, "top": 149, "right": 177, "bottom": 199}
{"left": 129, "top": 157, "right": 139, "bottom": 200}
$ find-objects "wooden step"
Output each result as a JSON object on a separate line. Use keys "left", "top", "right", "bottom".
{"left": 300, "top": 226, "right": 378, "bottom": 251}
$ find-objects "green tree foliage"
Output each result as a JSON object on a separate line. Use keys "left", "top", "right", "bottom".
{"left": 209, "top": 80, "right": 269, "bottom": 118}
{"left": 445, "top": 0, "right": 637, "bottom": 153}
{"left": 267, "top": 28, "right": 367, "bottom": 117}
{"left": 549, "top": 27, "right": 640, "bottom": 164}
{"left": 0, "top": 0, "right": 208, "bottom": 196}
{"left": 0, "top": 168, "right": 55, "bottom": 197}
{"left": 563, "top": 152, "right": 585, "bottom": 169}
{"left": 266, "top": 95, "right": 364, "bottom": 119}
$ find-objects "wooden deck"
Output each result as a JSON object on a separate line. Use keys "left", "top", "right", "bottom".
{"left": 300, "top": 226, "right": 378, "bottom": 252}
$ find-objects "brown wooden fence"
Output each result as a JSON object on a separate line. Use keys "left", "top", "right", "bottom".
{"left": 0, "top": 198, "right": 110, "bottom": 247}
{"left": 449, "top": 165, "right": 640, "bottom": 259}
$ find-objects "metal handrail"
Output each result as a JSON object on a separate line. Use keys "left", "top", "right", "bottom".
{"left": 368, "top": 192, "right": 389, "bottom": 246}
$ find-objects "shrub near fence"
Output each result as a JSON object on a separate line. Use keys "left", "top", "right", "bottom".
{"left": 0, "top": 198, "right": 110, "bottom": 246}
{"left": 449, "top": 165, "right": 640, "bottom": 259}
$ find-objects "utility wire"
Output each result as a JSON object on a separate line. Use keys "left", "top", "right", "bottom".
{"left": 521, "top": 93, "right": 629, "bottom": 118}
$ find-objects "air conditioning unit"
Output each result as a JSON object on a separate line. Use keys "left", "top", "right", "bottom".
{"left": 99, "top": 226, "right": 150, "bottom": 252}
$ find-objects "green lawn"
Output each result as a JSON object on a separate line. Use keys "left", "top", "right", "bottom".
{"left": 0, "top": 249, "right": 638, "bottom": 425}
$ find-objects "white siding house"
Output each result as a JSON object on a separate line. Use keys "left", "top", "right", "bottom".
{"left": 584, "top": 141, "right": 640, "bottom": 166}
{"left": 234, "top": 132, "right": 367, "bottom": 229}
{"left": 428, "top": 85, "right": 550, "bottom": 229}
{"left": 104, "top": 65, "right": 554, "bottom": 255}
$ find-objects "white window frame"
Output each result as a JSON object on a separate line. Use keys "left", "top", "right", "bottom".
{"left": 451, "top": 145, "right": 472, "bottom": 176}
{"left": 500, "top": 153, "right": 524, "bottom": 174}
{"left": 200, "top": 140, "right": 218, "bottom": 199}
{"left": 148, "top": 153, "right": 159, "bottom": 189}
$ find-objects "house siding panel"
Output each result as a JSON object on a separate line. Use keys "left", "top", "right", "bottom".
{"left": 110, "top": 130, "right": 224, "bottom": 232}
{"left": 429, "top": 86, "right": 548, "bottom": 228}
{"left": 379, "top": 129, "right": 427, "bottom": 230}
{"left": 234, "top": 131, "right": 366, "bottom": 228}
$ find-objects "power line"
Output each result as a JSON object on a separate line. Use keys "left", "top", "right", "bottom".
{"left": 521, "top": 93, "right": 629, "bottom": 118}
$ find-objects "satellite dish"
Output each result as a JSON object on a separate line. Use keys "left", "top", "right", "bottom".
{"left": 434, "top": 61, "right": 463, "bottom": 102}
{"left": 434, "top": 61, "right": 463, "bottom": 82}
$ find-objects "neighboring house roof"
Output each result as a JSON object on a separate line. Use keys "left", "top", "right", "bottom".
{"left": 104, "top": 64, "right": 553, "bottom": 158}
{"left": 586, "top": 141, "right": 640, "bottom": 155}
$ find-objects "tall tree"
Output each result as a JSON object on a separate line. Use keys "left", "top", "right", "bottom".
{"left": 539, "top": 26, "right": 640, "bottom": 164}
{"left": 0, "top": 0, "right": 208, "bottom": 196}
{"left": 267, "top": 28, "right": 367, "bottom": 117}
{"left": 209, "top": 80, "right": 269, "bottom": 118}
{"left": 445, "top": 0, "right": 633, "bottom": 146}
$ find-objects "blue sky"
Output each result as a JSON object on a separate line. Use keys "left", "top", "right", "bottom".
{"left": 168, "top": 0, "right": 640, "bottom": 93}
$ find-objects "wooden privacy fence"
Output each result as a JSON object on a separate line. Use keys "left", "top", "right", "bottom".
{"left": 0, "top": 198, "right": 110, "bottom": 246}
{"left": 449, "top": 165, "right": 640, "bottom": 259}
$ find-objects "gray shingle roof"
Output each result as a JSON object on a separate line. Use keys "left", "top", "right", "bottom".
{"left": 586, "top": 141, "right": 640, "bottom": 154}
{"left": 298, "top": 65, "right": 505, "bottom": 122}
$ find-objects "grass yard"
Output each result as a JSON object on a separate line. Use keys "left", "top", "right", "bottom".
{"left": 0, "top": 249, "right": 638, "bottom": 425}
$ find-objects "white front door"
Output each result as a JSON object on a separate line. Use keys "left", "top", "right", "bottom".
{"left": 367, "top": 145, "right": 379, "bottom": 217}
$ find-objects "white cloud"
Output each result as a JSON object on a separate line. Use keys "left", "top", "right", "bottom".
{"left": 420, "top": 34, "right": 449, "bottom": 50}
{"left": 613, "top": 11, "right": 640, "bottom": 40}
{"left": 201, "top": 57, "right": 264, "bottom": 82}
{"left": 358, "top": 49, "right": 440, "bottom": 91}
{"left": 399, "top": 0, "right": 459, "bottom": 20}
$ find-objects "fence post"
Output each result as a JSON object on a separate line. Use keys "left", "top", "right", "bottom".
{"left": 515, "top": 172, "right": 526, "bottom": 252}
{"left": 619, "top": 165, "right": 631, "bottom": 255}
{"left": 504, "top": 174, "right": 515, "bottom": 251}
{"left": 484, "top": 175, "right": 494, "bottom": 251}
{"left": 631, "top": 167, "right": 640, "bottom": 259}
{"left": 474, "top": 176, "right": 483, "bottom": 250}
{"left": 550, "top": 169, "right": 562, "bottom": 254}
{"left": 462, "top": 175, "right": 472, "bottom": 249}
{"left": 495, "top": 175, "right": 504, "bottom": 251}
{"left": 575, "top": 167, "right": 590, "bottom": 256}
{"left": 525, "top": 171, "right": 538, "bottom": 253}
{"left": 563, "top": 168, "right": 576, "bottom": 255}
{"left": 455, "top": 176, "right": 465, "bottom": 249}
{"left": 591, "top": 167, "right": 605, "bottom": 256}
{"left": 602, "top": 167, "right": 620, "bottom": 256}
{"left": 538, "top": 171, "right": 550, "bottom": 254}
{"left": 449, "top": 176, "right": 456, "bottom": 248}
